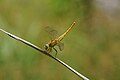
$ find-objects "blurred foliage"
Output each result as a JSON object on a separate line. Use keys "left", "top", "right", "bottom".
{"left": 0, "top": 0, "right": 120, "bottom": 80}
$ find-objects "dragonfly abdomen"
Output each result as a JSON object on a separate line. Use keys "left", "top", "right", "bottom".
{"left": 57, "top": 22, "right": 75, "bottom": 41}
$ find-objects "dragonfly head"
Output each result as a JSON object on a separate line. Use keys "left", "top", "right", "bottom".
{"left": 44, "top": 44, "right": 49, "bottom": 51}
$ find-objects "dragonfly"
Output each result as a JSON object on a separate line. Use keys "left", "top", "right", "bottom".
{"left": 0, "top": 25, "right": 89, "bottom": 80}
{"left": 44, "top": 22, "right": 75, "bottom": 56}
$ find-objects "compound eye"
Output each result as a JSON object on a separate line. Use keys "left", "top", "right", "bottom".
{"left": 44, "top": 44, "right": 49, "bottom": 50}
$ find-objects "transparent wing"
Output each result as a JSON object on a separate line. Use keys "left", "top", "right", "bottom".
{"left": 44, "top": 26, "right": 58, "bottom": 39}
{"left": 57, "top": 42, "right": 64, "bottom": 51}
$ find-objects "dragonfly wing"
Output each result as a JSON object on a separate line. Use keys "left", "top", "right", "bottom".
{"left": 44, "top": 26, "right": 58, "bottom": 39}
{"left": 57, "top": 42, "right": 64, "bottom": 51}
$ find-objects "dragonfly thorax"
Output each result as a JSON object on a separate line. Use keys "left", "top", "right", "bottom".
{"left": 44, "top": 39, "right": 58, "bottom": 53}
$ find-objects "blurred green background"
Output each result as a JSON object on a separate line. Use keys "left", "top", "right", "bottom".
{"left": 0, "top": 0, "right": 120, "bottom": 80}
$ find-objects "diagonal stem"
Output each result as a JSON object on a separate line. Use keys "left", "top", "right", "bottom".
{"left": 0, "top": 28, "right": 89, "bottom": 80}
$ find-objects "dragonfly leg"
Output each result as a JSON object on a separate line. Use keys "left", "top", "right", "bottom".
{"left": 53, "top": 47, "right": 58, "bottom": 57}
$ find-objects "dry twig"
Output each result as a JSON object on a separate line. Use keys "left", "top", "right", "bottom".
{"left": 0, "top": 28, "right": 89, "bottom": 80}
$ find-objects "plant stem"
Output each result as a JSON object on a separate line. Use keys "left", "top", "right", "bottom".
{"left": 0, "top": 28, "right": 89, "bottom": 80}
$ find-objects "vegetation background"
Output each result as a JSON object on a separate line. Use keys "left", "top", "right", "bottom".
{"left": 0, "top": 0, "right": 120, "bottom": 80}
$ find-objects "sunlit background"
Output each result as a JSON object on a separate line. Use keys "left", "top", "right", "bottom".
{"left": 0, "top": 0, "right": 120, "bottom": 80}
